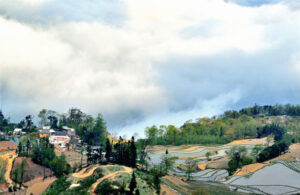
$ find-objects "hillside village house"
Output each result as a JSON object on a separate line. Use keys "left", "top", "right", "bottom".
{"left": 39, "top": 129, "right": 56, "bottom": 138}
{"left": 62, "top": 126, "right": 75, "bottom": 136}
{"left": 13, "top": 128, "right": 25, "bottom": 135}
{"left": 49, "top": 132, "right": 71, "bottom": 148}
{"left": 0, "top": 141, "right": 17, "bottom": 152}
{"left": 38, "top": 126, "right": 81, "bottom": 150}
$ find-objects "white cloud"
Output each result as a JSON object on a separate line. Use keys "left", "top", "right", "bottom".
{"left": 0, "top": 0, "right": 300, "bottom": 135}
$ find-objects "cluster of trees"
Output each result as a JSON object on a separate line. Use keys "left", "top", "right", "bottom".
{"left": 86, "top": 145, "right": 103, "bottom": 165}
{"left": 223, "top": 104, "right": 300, "bottom": 118}
{"left": 0, "top": 111, "right": 12, "bottom": 132}
{"left": 145, "top": 124, "right": 228, "bottom": 146}
{"left": 82, "top": 135, "right": 138, "bottom": 168}
{"left": 256, "top": 132, "right": 295, "bottom": 163}
{"left": 144, "top": 115, "right": 262, "bottom": 145}
{"left": 257, "top": 123, "right": 285, "bottom": 141}
{"left": 105, "top": 136, "right": 137, "bottom": 168}
{"left": 139, "top": 150, "right": 176, "bottom": 195}
{"left": 257, "top": 141, "right": 289, "bottom": 162}
{"left": 227, "top": 146, "right": 253, "bottom": 175}
{"left": 18, "top": 115, "right": 36, "bottom": 133}
{"left": 18, "top": 136, "right": 71, "bottom": 178}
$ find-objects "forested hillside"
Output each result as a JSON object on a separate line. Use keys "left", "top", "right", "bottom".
{"left": 144, "top": 104, "right": 300, "bottom": 145}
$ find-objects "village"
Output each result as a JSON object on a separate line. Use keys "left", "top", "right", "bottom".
{"left": 0, "top": 109, "right": 149, "bottom": 195}
{"left": 0, "top": 125, "right": 84, "bottom": 194}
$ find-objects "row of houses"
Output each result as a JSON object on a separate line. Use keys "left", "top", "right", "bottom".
{"left": 0, "top": 126, "right": 82, "bottom": 153}
{"left": 38, "top": 126, "right": 81, "bottom": 150}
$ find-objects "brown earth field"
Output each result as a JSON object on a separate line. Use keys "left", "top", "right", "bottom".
{"left": 11, "top": 157, "right": 52, "bottom": 184}
{"left": 206, "top": 157, "right": 230, "bottom": 169}
{"left": 227, "top": 137, "right": 267, "bottom": 145}
{"left": 56, "top": 150, "right": 87, "bottom": 167}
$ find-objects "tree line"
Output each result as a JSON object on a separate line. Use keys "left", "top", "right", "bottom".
{"left": 144, "top": 104, "right": 300, "bottom": 146}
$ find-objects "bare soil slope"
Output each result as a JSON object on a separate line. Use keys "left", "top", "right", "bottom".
{"left": 12, "top": 157, "right": 52, "bottom": 184}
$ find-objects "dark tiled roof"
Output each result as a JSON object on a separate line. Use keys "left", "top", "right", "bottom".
{"left": 39, "top": 130, "right": 50, "bottom": 134}
{"left": 55, "top": 131, "right": 67, "bottom": 136}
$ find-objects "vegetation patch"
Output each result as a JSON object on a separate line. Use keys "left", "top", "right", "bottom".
{"left": 0, "top": 157, "right": 7, "bottom": 184}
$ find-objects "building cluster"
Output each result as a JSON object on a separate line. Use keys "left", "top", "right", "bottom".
{"left": 38, "top": 126, "right": 81, "bottom": 150}
{"left": 0, "top": 126, "right": 82, "bottom": 154}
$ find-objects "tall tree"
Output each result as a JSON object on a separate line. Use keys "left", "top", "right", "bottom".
{"left": 19, "top": 159, "right": 28, "bottom": 189}
{"left": 153, "top": 173, "right": 161, "bottom": 195}
{"left": 105, "top": 138, "right": 112, "bottom": 162}
{"left": 18, "top": 142, "right": 22, "bottom": 154}
{"left": 162, "top": 150, "right": 175, "bottom": 175}
{"left": 137, "top": 139, "right": 150, "bottom": 170}
{"left": 23, "top": 115, "right": 36, "bottom": 133}
{"left": 89, "top": 114, "right": 107, "bottom": 146}
{"left": 26, "top": 139, "right": 31, "bottom": 154}
{"left": 13, "top": 159, "right": 28, "bottom": 189}
{"left": 185, "top": 158, "right": 197, "bottom": 180}
{"left": 129, "top": 136, "right": 137, "bottom": 167}
{"left": 66, "top": 108, "right": 85, "bottom": 129}
{"left": 48, "top": 115, "right": 58, "bottom": 129}
{"left": 38, "top": 109, "right": 48, "bottom": 127}
{"left": 86, "top": 145, "right": 92, "bottom": 165}
{"left": 129, "top": 172, "right": 137, "bottom": 194}
{"left": 80, "top": 146, "right": 86, "bottom": 169}
{"left": 135, "top": 189, "right": 140, "bottom": 195}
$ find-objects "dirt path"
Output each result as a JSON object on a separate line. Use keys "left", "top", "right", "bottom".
{"left": 72, "top": 166, "right": 99, "bottom": 178}
{"left": 26, "top": 177, "right": 56, "bottom": 195}
{"left": 4, "top": 151, "right": 17, "bottom": 186}
{"left": 89, "top": 166, "right": 132, "bottom": 194}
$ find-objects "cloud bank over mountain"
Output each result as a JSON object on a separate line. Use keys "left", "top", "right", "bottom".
{"left": 1, "top": 0, "right": 300, "bottom": 136}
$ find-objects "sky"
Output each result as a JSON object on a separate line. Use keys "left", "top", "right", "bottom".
{"left": 1, "top": 0, "right": 300, "bottom": 137}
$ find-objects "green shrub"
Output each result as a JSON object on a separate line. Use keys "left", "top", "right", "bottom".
{"left": 228, "top": 156, "right": 252, "bottom": 175}
{"left": 43, "top": 176, "right": 71, "bottom": 195}
{"left": 94, "top": 180, "right": 116, "bottom": 194}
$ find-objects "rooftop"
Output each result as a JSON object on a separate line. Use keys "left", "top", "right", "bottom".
{"left": 55, "top": 131, "right": 67, "bottom": 136}
{"left": 0, "top": 141, "right": 17, "bottom": 148}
